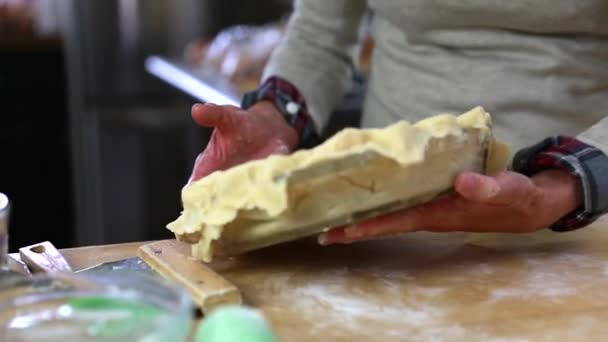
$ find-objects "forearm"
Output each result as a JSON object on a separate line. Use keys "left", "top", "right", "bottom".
{"left": 263, "top": 0, "right": 367, "bottom": 132}
{"left": 533, "top": 169, "right": 582, "bottom": 224}
{"left": 513, "top": 135, "right": 608, "bottom": 231}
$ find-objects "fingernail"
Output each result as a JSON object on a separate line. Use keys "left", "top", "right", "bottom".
{"left": 188, "top": 170, "right": 201, "bottom": 184}
{"left": 187, "top": 153, "right": 205, "bottom": 184}
{"left": 318, "top": 233, "right": 330, "bottom": 246}
{"left": 318, "top": 227, "right": 348, "bottom": 245}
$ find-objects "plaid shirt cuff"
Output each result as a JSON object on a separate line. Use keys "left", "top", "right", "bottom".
{"left": 241, "top": 77, "right": 321, "bottom": 149}
{"left": 512, "top": 136, "right": 608, "bottom": 232}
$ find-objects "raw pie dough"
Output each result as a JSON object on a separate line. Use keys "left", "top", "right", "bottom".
{"left": 167, "top": 107, "right": 511, "bottom": 262}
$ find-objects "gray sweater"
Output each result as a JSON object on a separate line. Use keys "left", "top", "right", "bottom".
{"left": 263, "top": 0, "right": 608, "bottom": 154}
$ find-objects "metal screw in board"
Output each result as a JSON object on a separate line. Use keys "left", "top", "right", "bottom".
{"left": 0, "top": 193, "right": 10, "bottom": 271}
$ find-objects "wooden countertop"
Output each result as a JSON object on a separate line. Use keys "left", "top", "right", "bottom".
{"left": 60, "top": 216, "right": 608, "bottom": 341}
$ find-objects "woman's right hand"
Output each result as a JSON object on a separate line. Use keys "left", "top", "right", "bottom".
{"left": 188, "top": 102, "right": 299, "bottom": 183}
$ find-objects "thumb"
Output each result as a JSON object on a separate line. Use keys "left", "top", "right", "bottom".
{"left": 454, "top": 171, "right": 535, "bottom": 206}
{"left": 188, "top": 151, "right": 213, "bottom": 183}
{"left": 191, "top": 103, "right": 239, "bottom": 129}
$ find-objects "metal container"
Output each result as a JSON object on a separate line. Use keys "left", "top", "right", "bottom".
{"left": 0, "top": 193, "right": 9, "bottom": 271}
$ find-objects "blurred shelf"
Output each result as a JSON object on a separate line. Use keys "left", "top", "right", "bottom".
{"left": 144, "top": 55, "right": 241, "bottom": 106}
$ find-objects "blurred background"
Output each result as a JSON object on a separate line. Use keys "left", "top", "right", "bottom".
{"left": 0, "top": 0, "right": 371, "bottom": 251}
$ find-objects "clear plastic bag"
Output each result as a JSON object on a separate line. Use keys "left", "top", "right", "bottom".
{"left": 184, "top": 23, "right": 285, "bottom": 90}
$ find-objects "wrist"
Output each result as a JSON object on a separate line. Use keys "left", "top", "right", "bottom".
{"left": 513, "top": 135, "right": 608, "bottom": 231}
{"left": 242, "top": 76, "right": 321, "bottom": 150}
{"left": 533, "top": 169, "right": 582, "bottom": 222}
{"left": 249, "top": 101, "right": 299, "bottom": 151}
{"left": 249, "top": 101, "right": 283, "bottom": 121}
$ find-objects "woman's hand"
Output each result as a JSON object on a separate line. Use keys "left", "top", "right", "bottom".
{"left": 319, "top": 170, "right": 582, "bottom": 245}
{"left": 189, "top": 102, "right": 298, "bottom": 182}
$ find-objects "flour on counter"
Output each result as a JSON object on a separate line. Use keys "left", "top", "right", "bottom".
{"left": 489, "top": 253, "right": 598, "bottom": 302}
{"left": 253, "top": 247, "right": 607, "bottom": 341}
{"left": 358, "top": 266, "right": 415, "bottom": 281}
{"left": 470, "top": 263, "right": 495, "bottom": 275}
{"left": 490, "top": 273, "right": 568, "bottom": 301}
{"left": 293, "top": 282, "right": 441, "bottom": 325}
{"left": 490, "top": 274, "right": 576, "bottom": 301}
{"left": 389, "top": 325, "right": 531, "bottom": 342}
{"left": 275, "top": 269, "right": 443, "bottom": 325}
{"left": 261, "top": 269, "right": 535, "bottom": 341}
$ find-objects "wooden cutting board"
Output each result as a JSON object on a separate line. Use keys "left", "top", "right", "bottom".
{"left": 177, "top": 216, "right": 608, "bottom": 341}
{"left": 138, "top": 240, "right": 242, "bottom": 312}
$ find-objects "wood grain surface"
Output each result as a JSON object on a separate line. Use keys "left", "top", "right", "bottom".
{"left": 58, "top": 216, "right": 608, "bottom": 341}
{"left": 138, "top": 240, "right": 242, "bottom": 312}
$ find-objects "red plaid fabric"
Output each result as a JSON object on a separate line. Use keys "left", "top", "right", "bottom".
{"left": 242, "top": 76, "right": 321, "bottom": 149}
{"left": 512, "top": 136, "right": 608, "bottom": 231}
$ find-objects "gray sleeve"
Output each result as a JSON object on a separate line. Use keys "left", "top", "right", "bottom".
{"left": 578, "top": 116, "right": 608, "bottom": 156}
{"left": 262, "top": 0, "right": 367, "bottom": 133}
{"left": 577, "top": 116, "right": 608, "bottom": 220}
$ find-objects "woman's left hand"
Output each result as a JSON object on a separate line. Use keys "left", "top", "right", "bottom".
{"left": 319, "top": 170, "right": 581, "bottom": 245}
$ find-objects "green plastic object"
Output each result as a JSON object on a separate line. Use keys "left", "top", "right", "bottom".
{"left": 195, "top": 305, "right": 278, "bottom": 342}
{"left": 68, "top": 296, "right": 163, "bottom": 338}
